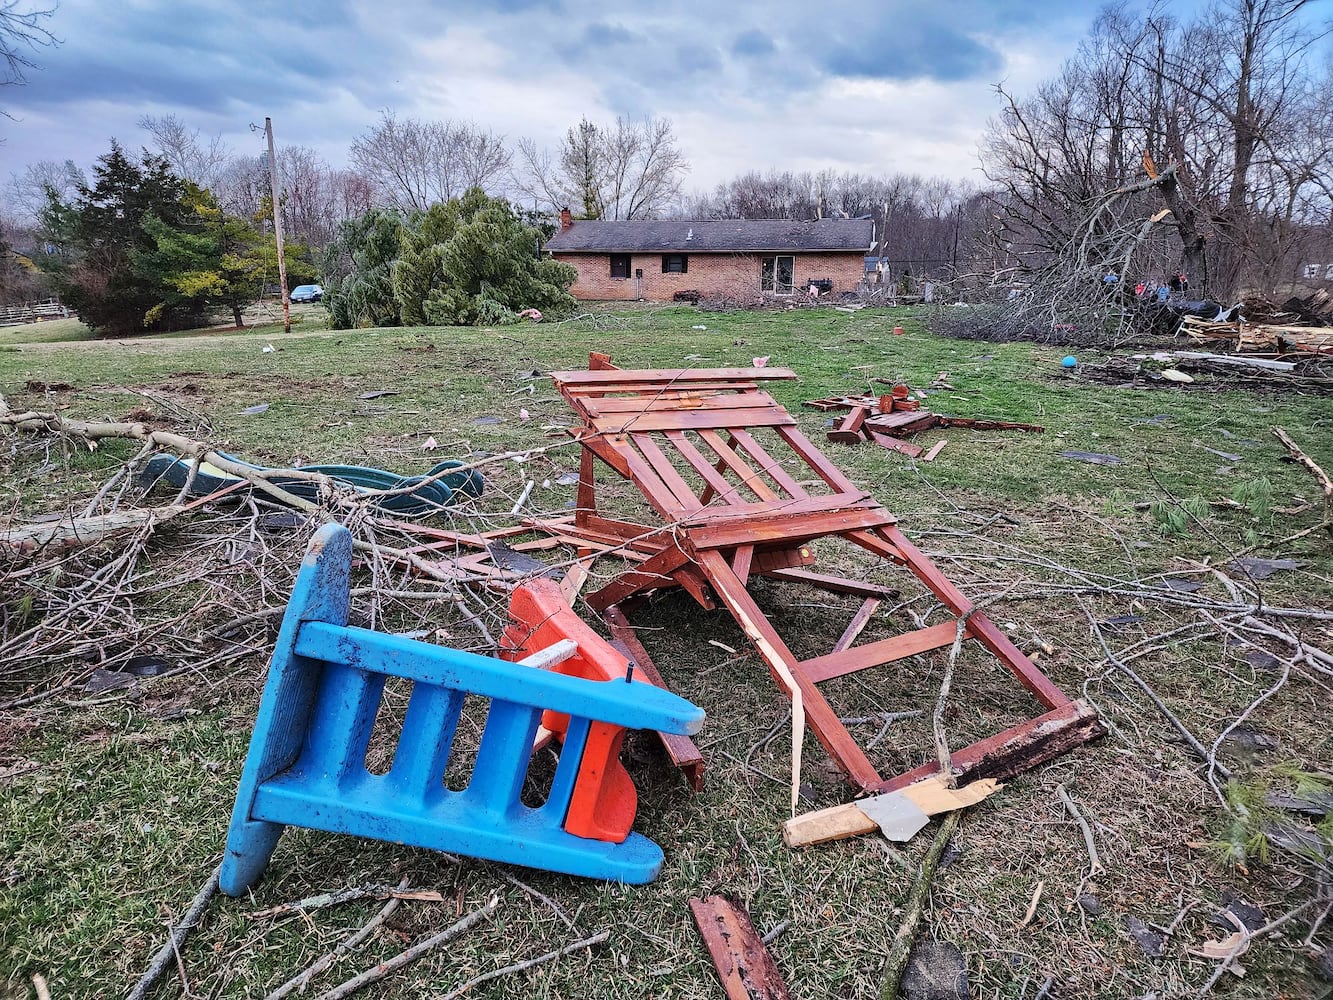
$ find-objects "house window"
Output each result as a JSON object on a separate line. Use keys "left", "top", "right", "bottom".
{"left": 610, "top": 254, "right": 631, "bottom": 279}
{"left": 761, "top": 255, "right": 795, "bottom": 294}
{"left": 662, "top": 254, "right": 688, "bottom": 274}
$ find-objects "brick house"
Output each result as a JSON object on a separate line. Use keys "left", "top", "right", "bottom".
{"left": 544, "top": 212, "right": 873, "bottom": 302}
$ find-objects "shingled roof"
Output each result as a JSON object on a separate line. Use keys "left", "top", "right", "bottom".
{"left": 544, "top": 218, "right": 873, "bottom": 254}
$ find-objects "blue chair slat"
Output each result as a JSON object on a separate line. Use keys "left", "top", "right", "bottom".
{"left": 220, "top": 523, "right": 703, "bottom": 896}
{"left": 386, "top": 684, "right": 465, "bottom": 799}
{"left": 295, "top": 621, "right": 704, "bottom": 736}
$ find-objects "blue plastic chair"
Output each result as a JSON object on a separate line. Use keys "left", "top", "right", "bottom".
{"left": 220, "top": 524, "right": 704, "bottom": 895}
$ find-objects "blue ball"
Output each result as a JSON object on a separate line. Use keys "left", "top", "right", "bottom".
{"left": 1061, "top": 355, "right": 1078, "bottom": 369}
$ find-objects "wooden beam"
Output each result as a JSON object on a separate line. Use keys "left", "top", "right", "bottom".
{"left": 800, "top": 620, "right": 965, "bottom": 684}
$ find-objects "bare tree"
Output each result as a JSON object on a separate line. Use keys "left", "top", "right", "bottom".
{"left": 349, "top": 111, "right": 510, "bottom": 212}
{"left": 5, "top": 157, "right": 82, "bottom": 224}
{"left": 1, "top": 0, "right": 56, "bottom": 88}
{"left": 137, "top": 113, "right": 230, "bottom": 189}
{"left": 965, "top": 0, "right": 1333, "bottom": 344}
{"left": 515, "top": 115, "right": 687, "bottom": 220}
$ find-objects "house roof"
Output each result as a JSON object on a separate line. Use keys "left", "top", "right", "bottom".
{"left": 544, "top": 218, "right": 874, "bottom": 254}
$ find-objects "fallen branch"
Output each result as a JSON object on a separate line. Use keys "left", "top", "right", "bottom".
{"left": 264, "top": 878, "right": 409, "bottom": 1000}
{"left": 126, "top": 865, "right": 220, "bottom": 1000}
{"left": 1056, "top": 784, "right": 1102, "bottom": 889}
{"left": 1272, "top": 426, "right": 1333, "bottom": 535}
{"left": 436, "top": 929, "right": 610, "bottom": 1000}
{"left": 879, "top": 810, "right": 963, "bottom": 1000}
{"left": 313, "top": 894, "right": 500, "bottom": 1000}
{"left": 249, "top": 884, "right": 448, "bottom": 920}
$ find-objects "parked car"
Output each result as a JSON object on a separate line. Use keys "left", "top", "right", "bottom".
{"left": 291, "top": 284, "right": 323, "bottom": 303}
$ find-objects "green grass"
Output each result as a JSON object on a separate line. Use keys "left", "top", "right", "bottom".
{"left": 0, "top": 317, "right": 94, "bottom": 345}
{"left": 2, "top": 305, "right": 1330, "bottom": 998}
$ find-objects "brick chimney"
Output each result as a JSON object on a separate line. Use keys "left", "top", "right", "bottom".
{"left": 559, "top": 207, "right": 573, "bottom": 231}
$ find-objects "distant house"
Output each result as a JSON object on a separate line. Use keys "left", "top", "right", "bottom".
{"left": 544, "top": 211, "right": 873, "bottom": 301}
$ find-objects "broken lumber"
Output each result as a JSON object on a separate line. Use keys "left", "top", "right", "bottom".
{"left": 782, "top": 775, "right": 1000, "bottom": 848}
{"left": 689, "top": 895, "right": 791, "bottom": 1000}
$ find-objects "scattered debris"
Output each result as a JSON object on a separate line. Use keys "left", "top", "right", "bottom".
{"left": 689, "top": 895, "right": 792, "bottom": 1000}
{"left": 1226, "top": 557, "right": 1300, "bottom": 581}
{"left": 804, "top": 388, "right": 1043, "bottom": 456}
{"left": 1126, "top": 915, "right": 1165, "bottom": 958}
{"left": 782, "top": 775, "right": 1001, "bottom": 848}
{"left": 357, "top": 389, "right": 399, "bottom": 399}
{"left": 1058, "top": 450, "right": 1125, "bottom": 466}
{"left": 240, "top": 403, "right": 270, "bottom": 415}
{"left": 126, "top": 866, "right": 221, "bottom": 1000}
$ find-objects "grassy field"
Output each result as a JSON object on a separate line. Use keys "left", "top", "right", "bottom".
{"left": 1, "top": 305, "right": 1330, "bottom": 999}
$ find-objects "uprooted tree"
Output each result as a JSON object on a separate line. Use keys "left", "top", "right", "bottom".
{"left": 952, "top": 0, "right": 1333, "bottom": 345}
{"left": 323, "top": 189, "right": 577, "bottom": 329}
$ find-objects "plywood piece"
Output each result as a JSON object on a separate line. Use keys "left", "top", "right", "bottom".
{"left": 782, "top": 776, "right": 1001, "bottom": 847}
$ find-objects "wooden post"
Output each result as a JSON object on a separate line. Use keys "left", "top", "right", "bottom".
{"left": 265, "top": 117, "right": 291, "bottom": 335}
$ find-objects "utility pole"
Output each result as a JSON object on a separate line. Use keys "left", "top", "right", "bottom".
{"left": 264, "top": 117, "right": 291, "bottom": 334}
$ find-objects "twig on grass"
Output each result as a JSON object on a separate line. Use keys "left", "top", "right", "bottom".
{"left": 1056, "top": 784, "right": 1102, "bottom": 891}
{"left": 313, "top": 894, "right": 501, "bottom": 1000}
{"left": 879, "top": 810, "right": 963, "bottom": 1000}
{"left": 126, "top": 864, "right": 220, "bottom": 1000}
{"left": 1017, "top": 880, "right": 1045, "bottom": 929}
{"left": 249, "top": 884, "right": 449, "bottom": 920}
{"left": 264, "top": 878, "right": 410, "bottom": 1000}
{"left": 434, "top": 928, "right": 610, "bottom": 1000}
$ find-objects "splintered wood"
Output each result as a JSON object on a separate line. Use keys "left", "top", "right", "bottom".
{"left": 689, "top": 896, "right": 791, "bottom": 999}
{"left": 804, "top": 387, "right": 1044, "bottom": 457}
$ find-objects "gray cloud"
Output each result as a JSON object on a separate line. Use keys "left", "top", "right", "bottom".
{"left": 2, "top": 0, "right": 1124, "bottom": 192}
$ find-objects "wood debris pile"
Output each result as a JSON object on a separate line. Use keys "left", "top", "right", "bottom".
{"left": 1180, "top": 290, "right": 1333, "bottom": 355}
{"left": 804, "top": 385, "right": 1044, "bottom": 459}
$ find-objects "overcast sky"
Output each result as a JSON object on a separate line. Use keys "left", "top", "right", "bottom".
{"left": 4, "top": 0, "right": 1173, "bottom": 197}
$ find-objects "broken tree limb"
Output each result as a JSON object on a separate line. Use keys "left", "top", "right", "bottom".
{"left": 313, "top": 894, "right": 500, "bottom": 1000}
{"left": 126, "top": 865, "right": 220, "bottom": 1000}
{"left": 1056, "top": 783, "right": 1102, "bottom": 889}
{"left": 878, "top": 810, "right": 963, "bottom": 1000}
{"left": 1272, "top": 426, "right": 1333, "bottom": 531}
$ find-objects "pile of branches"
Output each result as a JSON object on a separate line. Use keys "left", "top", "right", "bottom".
{"left": 0, "top": 391, "right": 575, "bottom": 707}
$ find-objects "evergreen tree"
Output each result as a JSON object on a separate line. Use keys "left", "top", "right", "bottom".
{"left": 41, "top": 143, "right": 193, "bottom": 335}
{"left": 328, "top": 190, "right": 575, "bottom": 330}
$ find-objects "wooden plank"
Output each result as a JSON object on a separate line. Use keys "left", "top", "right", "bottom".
{"left": 867, "top": 431, "right": 925, "bottom": 458}
{"left": 665, "top": 430, "right": 747, "bottom": 505}
{"left": 922, "top": 440, "right": 948, "bottom": 462}
{"left": 879, "top": 525, "right": 1071, "bottom": 709}
{"left": 801, "top": 620, "right": 966, "bottom": 684}
{"left": 731, "top": 544, "right": 754, "bottom": 585}
{"left": 762, "top": 567, "right": 899, "bottom": 600}
{"left": 696, "top": 549, "right": 884, "bottom": 793}
{"left": 629, "top": 432, "right": 706, "bottom": 510}
{"left": 563, "top": 380, "right": 761, "bottom": 396}
{"left": 751, "top": 547, "right": 816, "bottom": 572}
{"left": 689, "top": 896, "right": 792, "bottom": 1000}
{"left": 697, "top": 429, "right": 781, "bottom": 502}
{"left": 827, "top": 405, "right": 870, "bottom": 444}
{"left": 773, "top": 424, "right": 862, "bottom": 493}
{"left": 585, "top": 546, "right": 692, "bottom": 611}
{"left": 550, "top": 366, "right": 797, "bottom": 385}
{"left": 833, "top": 598, "right": 880, "bottom": 653}
{"left": 873, "top": 701, "right": 1105, "bottom": 793}
{"left": 586, "top": 392, "right": 778, "bottom": 415}
{"left": 727, "top": 429, "right": 808, "bottom": 499}
{"left": 688, "top": 506, "right": 894, "bottom": 551}
{"left": 782, "top": 776, "right": 1002, "bottom": 847}
{"left": 591, "top": 407, "right": 797, "bottom": 433}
